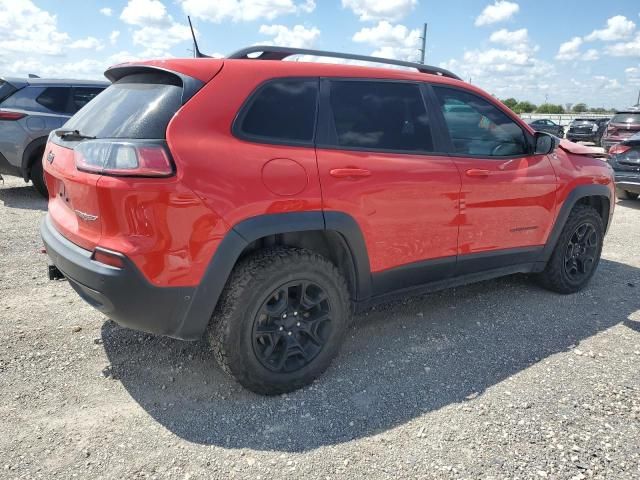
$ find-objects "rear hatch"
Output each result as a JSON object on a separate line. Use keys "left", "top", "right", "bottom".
{"left": 569, "top": 119, "right": 597, "bottom": 134}
{"left": 43, "top": 65, "right": 216, "bottom": 250}
{"left": 607, "top": 112, "right": 640, "bottom": 139}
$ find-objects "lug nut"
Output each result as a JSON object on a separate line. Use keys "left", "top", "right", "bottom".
{"left": 294, "top": 311, "right": 298, "bottom": 316}
{"left": 296, "top": 322, "right": 301, "bottom": 327}
{"left": 282, "top": 313, "right": 287, "bottom": 319}
{"left": 288, "top": 331, "right": 292, "bottom": 336}
{"left": 279, "top": 326, "right": 284, "bottom": 331}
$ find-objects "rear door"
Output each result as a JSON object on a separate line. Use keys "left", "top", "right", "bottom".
{"left": 315, "top": 78, "right": 461, "bottom": 290}
{"left": 430, "top": 85, "right": 557, "bottom": 269}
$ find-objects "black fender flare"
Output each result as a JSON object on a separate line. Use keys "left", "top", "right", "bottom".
{"left": 21, "top": 136, "right": 48, "bottom": 181}
{"left": 176, "top": 211, "right": 372, "bottom": 340}
{"left": 541, "top": 184, "right": 613, "bottom": 262}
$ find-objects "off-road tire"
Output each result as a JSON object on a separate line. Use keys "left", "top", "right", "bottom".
{"left": 208, "top": 247, "right": 350, "bottom": 395}
{"left": 30, "top": 151, "right": 48, "bottom": 198}
{"left": 537, "top": 204, "right": 604, "bottom": 294}
{"left": 616, "top": 188, "right": 639, "bottom": 201}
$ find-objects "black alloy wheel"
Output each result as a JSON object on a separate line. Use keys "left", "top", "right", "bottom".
{"left": 563, "top": 222, "right": 599, "bottom": 282}
{"left": 252, "top": 281, "right": 332, "bottom": 373}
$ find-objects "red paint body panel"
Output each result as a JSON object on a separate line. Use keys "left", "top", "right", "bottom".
{"left": 43, "top": 57, "right": 615, "bottom": 290}
{"left": 451, "top": 154, "right": 558, "bottom": 254}
{"left": 316, "top": 149, "right": 461, "bottom": 272}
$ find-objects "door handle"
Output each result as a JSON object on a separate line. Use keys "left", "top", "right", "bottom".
{"left": 329, "top": 168, "right": 372, "bottom": 179}
{"left": 465, "top": 169, "right": 490, "bottom": 177}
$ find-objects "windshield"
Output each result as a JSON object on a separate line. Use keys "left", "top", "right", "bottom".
{"left": 62, "top": 72, "right": 182, "bottom": 139}
{"left": 611, "top": 113, "right": 640, "bottom": 124}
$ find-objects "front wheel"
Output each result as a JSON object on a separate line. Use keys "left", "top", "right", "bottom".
{"left": 537, "top": 205, "right": 604, "bottom": 294}
{"left": 208, "top": 247, "right": 351, "bottom": 395}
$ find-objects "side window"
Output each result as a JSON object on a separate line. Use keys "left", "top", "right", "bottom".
{"left": 327, "top": 80, "right": 434, "bottom": 152}
{"left": 433, "top": 86, "right": 528, "bottom": 157}
{"left": 36, "top": 87, "right": 72, "bottom": 114}
{"left": 237, "top": 79, "right": 318, "bottom": 144}
{"left": 71, "top": 87, "right": 104, "bottom": 113}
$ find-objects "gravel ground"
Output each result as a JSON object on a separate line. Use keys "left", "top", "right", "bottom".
{"left": 1, "top": 175, "right": 639, "bottom": 480}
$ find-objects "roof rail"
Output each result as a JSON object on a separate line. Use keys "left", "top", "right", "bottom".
{"left": 227, "top": 46, "right": 462, "bottom": 81}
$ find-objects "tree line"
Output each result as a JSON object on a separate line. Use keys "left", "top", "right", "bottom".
{"left": 500, "top": 98, "right": 614, "bottom": 115}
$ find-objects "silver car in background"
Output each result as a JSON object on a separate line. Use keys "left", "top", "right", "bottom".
{"left": 0, "top": 77, "right": 107, "bottom": 196}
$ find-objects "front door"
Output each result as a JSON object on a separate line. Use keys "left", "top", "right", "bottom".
{"left": 430, "top": 85, "right": 557, "bottom": 272}
{"left": 315, "top": 79, "right": 461, "bottom": 293}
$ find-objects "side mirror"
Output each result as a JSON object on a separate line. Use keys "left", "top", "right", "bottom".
{"left": 534, "top": 132, "right": 560, "bottom": 155}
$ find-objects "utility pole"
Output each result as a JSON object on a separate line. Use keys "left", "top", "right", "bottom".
{"left": 419, "top": 23, "right": 428, "bottom": 64}
{"left": 636, "top": 88, "right": 640, "bottom": 106}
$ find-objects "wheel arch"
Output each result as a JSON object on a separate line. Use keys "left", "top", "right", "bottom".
{"left": 542, "top": 184, "right": 612, "bottom": 262}
{"left": 177, "top": 211, "right": 372, "bottom": 339}
{"left": 21, "top": 135, "right": 48, "bottom": 181}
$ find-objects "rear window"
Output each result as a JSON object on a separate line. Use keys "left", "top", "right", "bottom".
{"left": 63, "top": 73, "right": 182, "bottom": 139}
{"left": 236, "top": 79, "right": 318, "bottom": 144}
{"left": 611, "top": 113, "right": 640, "bottom": 124}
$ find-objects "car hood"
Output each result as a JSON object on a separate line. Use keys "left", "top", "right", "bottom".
{"left": 558, "top": 139, "right": 606, "bottom": 158}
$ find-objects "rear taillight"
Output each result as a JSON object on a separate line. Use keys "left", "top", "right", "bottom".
{"left": 609, "top": 144, "right": 631, "bottom": 155}
{"left": 74, "top": 140, "right": 173, "bottom": 177}
{"left": 0, "top": 110, "right": 25, "bottom": 121}
{"left": 607, "top": 125, "right": 617, "bottom": 134}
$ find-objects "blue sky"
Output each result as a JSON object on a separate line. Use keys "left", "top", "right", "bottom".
{"left": 2, "top": 0, "right": 640, "bottom": 108}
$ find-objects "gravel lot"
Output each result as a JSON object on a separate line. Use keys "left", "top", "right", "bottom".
{"left": 1, "top": 175, "right": 639, "bottom": 479}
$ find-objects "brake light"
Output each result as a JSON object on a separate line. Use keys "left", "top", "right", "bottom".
{"left": 0, "top": 110, "right": 25, "bottom": 121}
{"left": 607, "top": 125, "right": 617, "bottom": 134}
{"left": 608, "top": 144, "right": 631, "bottom": 155}
{"left": 74, "top": 140, "right": 173, "bottom": 177}
{"left": 92, "top": 249, "right": 124, "bottom": 269}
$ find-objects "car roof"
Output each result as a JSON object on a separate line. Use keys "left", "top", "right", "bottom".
{"left": 2, "top": 76, "right": 109, "bottom": 88}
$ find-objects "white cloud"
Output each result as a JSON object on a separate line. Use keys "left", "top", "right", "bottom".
{"left": 69, "top": 37, "right": 104, "bottom": 50}
{"left": 489, "top": 28, "right": 531, "bottom": 52}
{"left": 581, "top": 48, "right": 599, "bottom": 61}
{"left": 109, "top": 31, "right": 120, "bottom": 45}
{"left": 121, "top": 0, "right": 191, "bottom": 56}
{"left": 259, "top": 24, "right": 320, "bottom": 48}
{"left": 0, "top": 0, "right": 71, "bottom": 55}
{"left": 475, "top": 1, "right": 519, "bottom": 27}
{"left": 121, "top": 0, "right": 171, "bottom": 27}
{"left": 585, "top": 15, "right": 635, "bottom": 42}
{"left": 606, "top": 33, "right": 640, "bottom": 57}
{"left": 341, "top": 0, "right": 417, "bottom": 22}
{"left": 180, "top": 0, "right": 315, "bottom": 23}
{"left": 352, "top": 21, "right": 421, "bottom": 61}
{"left": 555, "top": 36, "right": 582, "bottom": 61}
{"left": 100, "top": 7, "right": 112, "bottom": 16}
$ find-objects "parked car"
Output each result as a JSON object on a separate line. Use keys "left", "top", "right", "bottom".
{"left": 608, "top": 132, "right": 640, "bottom": 200}
{"left": 601, "top": 110, "right": 640, "bottom": 151}
{"left": 566, "top": 117, "right": 610, "bottom": 145}
{"left": 527, "top": 118, "right": 565, "bottom": 137}
{"left": 0, "top": 77, "right": 107, "bottom": 196}
{"left": 41, "top": 46, "right": 615, "bottom": 395}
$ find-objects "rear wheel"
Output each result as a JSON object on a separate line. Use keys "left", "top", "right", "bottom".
{"left": 617, "top": 188, "right": 639, "bottom": 201}
{"left": 208, "top": 247, "right": 350, "bottom": 395}
{"left": 30, "top": 149, "right": 48, "bottom": 198}
{"left": 537, "top": 205, "right": 603, "bottom": 294}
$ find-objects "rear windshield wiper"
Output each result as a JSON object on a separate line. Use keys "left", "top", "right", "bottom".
{"left": 54, "top": 129, "right": 96, "bottom": 141}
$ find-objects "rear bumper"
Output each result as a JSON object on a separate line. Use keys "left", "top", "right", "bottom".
{"left": 615, "top": 173, "right": 640, "bottom": 194}
{"left": 0, "top": 151, "right": 21, "bottom": 177}
{"left": 567, "top": 133, "right": 598, "bottom": 143}
{"left": 41, "top": 214, "right": 201, "bottom": 339}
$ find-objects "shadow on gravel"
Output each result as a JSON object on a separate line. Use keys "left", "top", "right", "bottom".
{"left": 0, "top": 183, "right": 46, "bottom": 211}
{"left": 101, "top": 259, "right": 640, "bottom": 452}
{"left": 617, "top": 199, "right": 640, "bottom": 211}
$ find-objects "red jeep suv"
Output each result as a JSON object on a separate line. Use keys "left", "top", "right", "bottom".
{"left": 41, "top": 47, "right": 615, "bottom": 394}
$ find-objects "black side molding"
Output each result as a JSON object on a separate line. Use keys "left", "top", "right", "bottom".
{"left": 181, "top": 211, "right": 372, "bottom": 339}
